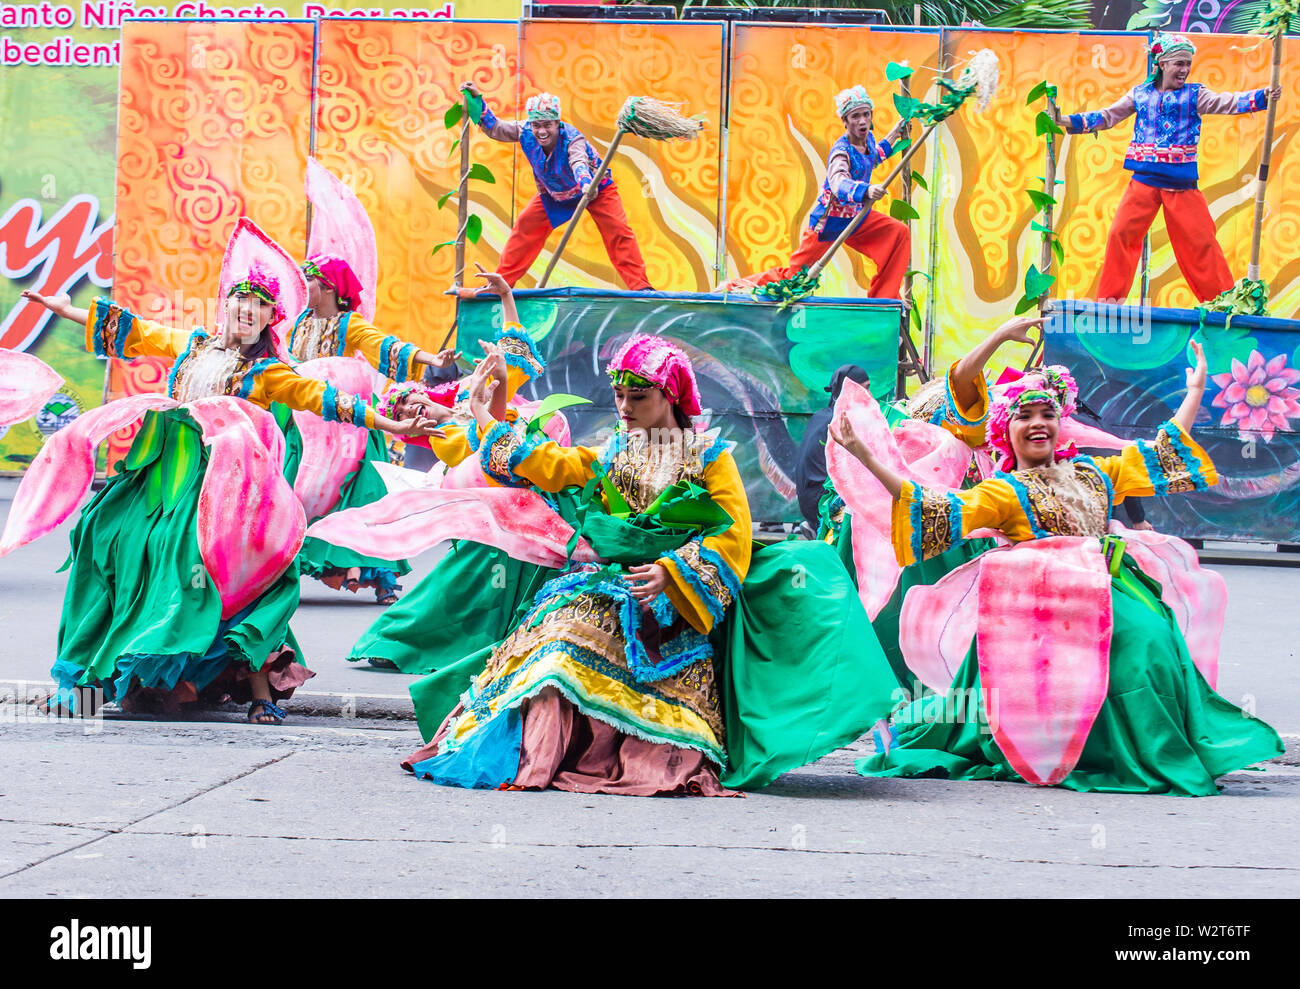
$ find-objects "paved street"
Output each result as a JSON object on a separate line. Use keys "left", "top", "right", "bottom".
{"left": 2, "top": 479, "right": 1298, "bottom": 897}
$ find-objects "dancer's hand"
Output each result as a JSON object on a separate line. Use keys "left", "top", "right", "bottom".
{"left": 886, "top": 118, "right": 910, "bottom": 143}
{"left": 829, "top": 410, "right": 869, "bottom": 462}
{"left": 465, "top": 357, "right": 501, "bottom": 427}
{"left": 1268, "top": 85, "right": 1282, "bottom": 104}
{"left": 21, "top": 289, "right": 89, "bottom": 326}
{"left": 21, "top": 289, "right": 73, "bottom": 316}
{"left": 996, "top": 316, "right": 1045, "bottom": 345}
{"left": 460, "top": 81, "right": 481, "bottom": 98}
{"left": 388, "top": 413, "right": 446, "bottom": 439}
{"left": 1186, "top": 339, "right": 1207, "bottom": 394}
{"left": 625, "top": 563, "right": 668, "bottom": 602}
{"left": 472, "top": 264, "right": 511, "bottom": 298}
{"left": 866, "top": 184, "right": 887, "bottom": 202}
{"left": 429, "top": 348, "right": 461, "bottom": 368}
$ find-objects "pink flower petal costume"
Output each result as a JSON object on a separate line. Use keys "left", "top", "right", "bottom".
{"left": 854, "top": 371, "right": 1281, "bottom": 794}
{"left": 0, "top": 218, "right": 390, "bottom": 713}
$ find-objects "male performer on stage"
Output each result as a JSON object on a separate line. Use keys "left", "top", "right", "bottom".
{"left": 461, "top": 83, "right": 652, "bottom": 291}
{"left": 1061, "top": 33, "right": 1281, "bottom": 303}
{"left": 723, "top": 84, "right": 909, "bottom": 298}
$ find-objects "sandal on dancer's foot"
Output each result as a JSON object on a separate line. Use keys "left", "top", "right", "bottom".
{"left": 375, "top": 589, "right": 398, "bottom": 605}
{"left": 247, "top": 699, "right": 287, "bottom": 725}
{"left": 367, "top": 657, "right": 398, "bottom": 670}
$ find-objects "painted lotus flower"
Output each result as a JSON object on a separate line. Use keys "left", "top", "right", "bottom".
{"left": 1211, "top": 351, "right": 1300, "bottom": 443}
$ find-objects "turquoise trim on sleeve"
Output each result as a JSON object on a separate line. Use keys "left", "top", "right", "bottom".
{"left": 945, "top": 491, "right": 963, "bottom": 544}
{"left": 1073, "top": 455, "right": 1116, "bottom": 522}
{"left": 466, "top": 419, "right": 482, "bottom": 453}
{"left": 395, "top": 342, "right": 416, "bottom": 383}
{"left": 337, "top": 311, "right": 351, "bottom": 356}
{"left": 506, "top": 430, "right": 545, "bottom": 482}
{"left": 650, "top": 591, "right": 676, "bottom": 629}
{"left": 478, "top": 420, "right": 521, "bottom": 485}
{"left": 1159, "top": 421, "right": 1211, "bottom": 492}
{"left": 289, "top": 309, "right": 307, "bottom": 354}
{"left": 665, "top": 539, "right": 727, "bottom": 627}
{"left": 495, "top": 323, "right": 547, "bottom": 378}
{"left": 905, "top": 480, "right": 924, "bottom": 562}
{"left": 943, "top": 377, "right": 987, "bottom": 428}
{"left": 698, "top": 434, "right": 731, "bottom": 469}
{"left": 1135, "top": 435, "right": 1170, "bottom": 495}
{"left": 377, "top": 335, "right": 397, "bottom": 378}
{"left": 322, "top": 381, "right": 340, "bottom": 423}
{"left": 91, "top": 297, "right": 135, "bottom": 359}
{"left": 237, "top": 358, "right": 277, "bottom": 400}
{"left": 165, "top": 330, "right": 207, "bottom": 398}
{"left": 999, "top": 472, "right": 1051, "bottom": 539}
{"left": 697, "top": 542, "right": 742, "bottom": 603}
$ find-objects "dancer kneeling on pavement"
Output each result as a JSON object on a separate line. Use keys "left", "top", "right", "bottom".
{"left": 400, "top": 333, "right": 900, "bottom": 794}
{"left": 832, "top": 341, "right": 1282, "bottom": 795}
{"left": 14, "top": 235, "right": 443, "bottom": 725}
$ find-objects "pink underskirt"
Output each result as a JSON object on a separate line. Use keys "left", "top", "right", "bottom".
{"left": 403, "top": 687, "right": 736, "bottom": 797}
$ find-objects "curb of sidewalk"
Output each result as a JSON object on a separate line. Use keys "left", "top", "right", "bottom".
{"left": 292, "top": 690, "right": 416, "bottom": 721}
{"left": 291, "top": 692, "right": 1300, "bottom": 766}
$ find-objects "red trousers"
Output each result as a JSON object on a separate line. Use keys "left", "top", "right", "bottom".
{"left": 497, "top": 184, "right": 652, "bottom": 290}
{"left": 1098, "top": 181, "right": 1235, "bottom": 302}
{"left": 734, "top": 212, "right": 911, "bottom": 298}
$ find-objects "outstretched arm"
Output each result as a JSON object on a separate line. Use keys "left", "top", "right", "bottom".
{"left": 21, "top": 290, "right": 89, "bottom": 327}
{"left": 1172, "top": 339, "right": 1207, "bottom": 435}
{"left": 462, "top": 81, "right": 523, "bottom": 142}
{"left": 951, "top": 316, "right": 1043, "bottom": 414}
{"left": 1197, "top": 86, "right": 1280, "bottom": 115}
{"left": 1063, "top": 91, "right": 1136, "bottom": 133}
{"left": 828, "top": 409, "right": 907, "bottom": 498}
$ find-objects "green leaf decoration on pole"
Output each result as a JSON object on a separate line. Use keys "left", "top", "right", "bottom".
{"left": 910, "top": 171, "right": 930, "bottom": 193}
{"left": 1015, "top": 263, "right": 1057, "bottom": 314}
{"left": 889, "top": 199, "right": 921, "bottom": 222}
{"left": 886, "top": 61, "right": 915, "bottom": 81}
{"left": 1035, "top": 110, "right": 1064, "bottom": 137}
{"left": 435, "top": 97, "right": 496, "bottom": 260}
{"left": 1026, "top": 188, "right": 1056, "bottom": 211}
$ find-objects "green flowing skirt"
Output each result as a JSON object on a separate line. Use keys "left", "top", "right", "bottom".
{"left": 52, "top": 408, "right": 305, "bottom": 702}
{"left": 349, "top": 541, "right": 557, "bottom": 674}
{"left": 276, "top": 405, "right": 411, "bottom": 593}
{"left": 833, "top": 511, "right": 995, "bottom": 694}
{"left": 406, "top": 539, "right": 901, "bottom": 789}
{"left": 856, "top": 556, "right": 1284, "bottom": 796}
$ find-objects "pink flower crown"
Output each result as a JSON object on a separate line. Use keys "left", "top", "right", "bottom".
{"left": 227, "top": 262, "right": 286, "bottom": 327}
{"left": 986, "top": 365, "right": 1080, "bottom": 469}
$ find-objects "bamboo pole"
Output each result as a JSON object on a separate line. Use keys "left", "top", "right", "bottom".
{"left": 1247, "top": 33, "right": 1285, "bottom": 281}
{"left": 537, "top": 129, "right": 627, "bottom": 288}
{"left": 453, "top": 98, "right": 472, "bottom": 289}
{"left": 1024, "top": 94, "right": 1060, "bottom": 370}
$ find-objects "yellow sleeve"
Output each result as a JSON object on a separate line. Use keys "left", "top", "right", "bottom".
{"left": 938, "top": 360, "right": 989, "bottom": 448}
{"left": 250, "top": 363, "right": 377, "bottom": 429}
{"left": 473, "top": 419, "right": 598, "bottom": 490}
{"left": 495, "top": 322, "right": 547, "bottom": 403}
{"left": 342, "top": 316, "right": 421, "bottom": 384}
{"left": 658, "top": 450, "right": 753, "bottom": 636}
{"left": 86, "top": 297, "right": 190, "bottom": 361}
{"left": 891, "top": 477, "right": 1021, "bottom": 566}
{"left": 1091, "top": 420, "right": 1218, "bottom": 500}
{"left": 427, "top": 424, "right": 472, "bottom": 466}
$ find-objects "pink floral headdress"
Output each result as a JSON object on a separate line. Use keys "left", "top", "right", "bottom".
{"left": 606, "top": 334, "right": 703, "bottom": 416}
{"left": 986, "top": 364, "right": 1079, "bottom": 470}
{"left": 226, "top": 261, "right": 286, "bottom": 328}
{"left": 378, "top": 381, "right": 432, "bottom": 420}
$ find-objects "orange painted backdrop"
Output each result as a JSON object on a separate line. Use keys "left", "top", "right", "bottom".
{"left": 110, "top": 21, "right": 1300, "bottom": 379}
{"left": 109, "top": 19, "right": 314, "bottom": 465}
